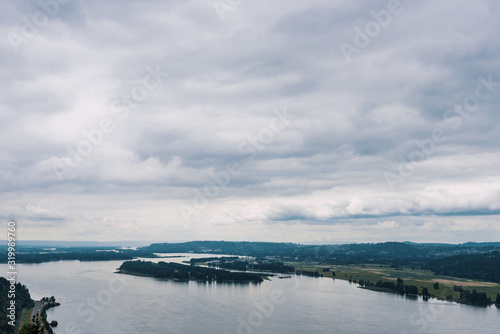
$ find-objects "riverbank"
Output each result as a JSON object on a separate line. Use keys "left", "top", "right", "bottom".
{"left": 291, "top": 263, "right": 500, "bottom": 306}
{"left": 16, "top": 299, "right": 60, "bottom": 333}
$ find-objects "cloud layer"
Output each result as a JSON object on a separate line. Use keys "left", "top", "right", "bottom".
{"left": 1, "top": 0, "right": 499, "bottom": 242}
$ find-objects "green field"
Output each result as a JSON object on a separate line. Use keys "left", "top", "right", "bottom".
{"left": 291, "top": 263, "right": 500, "bottom": 302}
{"left": 18, "top": 306, "right": 33, "bottom": 330}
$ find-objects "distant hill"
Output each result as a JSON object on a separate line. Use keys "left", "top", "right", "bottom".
{"left": 459, "top": 242, "right": 500, "bottom": 248}
{"left": 142, "top": 240, "right": 500, "bottom": 265}
{"left": 0, "top": 240, "right": 153, "bottom": 248}
{"left": 143, "top": 241, "right": 302, "bottom": 257}
{"left": 404, "top": 241, "right": 500, "bottom": 248}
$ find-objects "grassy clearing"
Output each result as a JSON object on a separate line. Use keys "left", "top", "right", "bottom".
{"left": 290, "top": 263, "right": 500, "bottom": 302}
{"left": 18, "top": 306, "right": 34, "bottom": 330}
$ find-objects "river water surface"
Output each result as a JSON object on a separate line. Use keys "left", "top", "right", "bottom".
{"left": 3, "top": 254, "right": 498, "bottom": 334}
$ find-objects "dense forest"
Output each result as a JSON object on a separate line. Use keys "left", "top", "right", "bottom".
{"left": 424, "top": 251, "right": 500, "bottom": 283}
{"left": 0, "top": 277, "right": 33, "bottom": 334}
{"left": 118, "top": 260, "right": 265, "bottom": 282}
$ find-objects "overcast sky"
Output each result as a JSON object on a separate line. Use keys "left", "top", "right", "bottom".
{"left": 1, "top": 0, "right": 499, "bottom": 243}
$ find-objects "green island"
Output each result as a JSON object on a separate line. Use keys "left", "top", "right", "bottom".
{"left": 188, "top": 257, "right": 295, "bottom": 274}
{"left": 116, "top": 260, "right": 266, "bottom": 283}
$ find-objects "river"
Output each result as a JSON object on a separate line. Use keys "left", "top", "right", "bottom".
{"left": 2, "top": 254, "right": 498, "bottom": 334}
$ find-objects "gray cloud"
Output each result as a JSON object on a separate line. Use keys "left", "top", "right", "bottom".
{"left": 1, "top": 0, "right": 499, "bottom": 242}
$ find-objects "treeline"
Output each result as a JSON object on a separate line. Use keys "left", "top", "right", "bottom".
{"left": 358, "top": 278, "right": 419, "bottom": 296}
{"left": 142, "top": 241, "right": 500, "bottom": 266}
{"left": 0, "top": 248, "right": 158, "bottom": 264}
{"left": 250, "top": 261, "right": 295, "bottom": 273}
{"left": 142, "top": 241, "right": 500, "bottom": 283}
{"left": 118, "top": 260, "right": 264, "bottom": 283}
{"left": 189, "top": 257, "right": 239, "bottom": 264}
{"left": 296, "top": 270, "right": 322, "bottom": 277}
{"left": 40, "top": 297, "right": 60, "bottom": 334}
{"left": 210, "top": 260, "right": 248, "bottom": 271}
{"left": 358, "top": 278, "right": 497, "bottom": 306}
{"left": 424, "top": 251, "right": 500, "bottom": 283}
{"left": 144, "top": 241, "right": 301, "bottom": 257}
{"left": 0, "top": 277, "right": 34, "bottom": 334}
{"left": 208, "top": 259, "right": 295, "bottom": 274}
{"left": 459, "top": 290, "right": 491, "bottom": 306}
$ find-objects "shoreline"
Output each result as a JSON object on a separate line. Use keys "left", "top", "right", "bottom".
{"left": 115, "top": 269, "right": 266, "bottom": 283}
{"left": 291, "top": 263, "right": 500, "bottom": 307}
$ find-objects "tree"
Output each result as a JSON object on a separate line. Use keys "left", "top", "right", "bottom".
{"left": 422, "top": 287, "right": 430, "bottom": 297}
{"left": 19, "top": 315, "right": 45, "bottom": 334}
{"left": 460, "top": 289, "right": 491, "bottom": 306}
{"left": 496, "top": 293, "right": 500, "bottom": 305}
{"left": 405, "top": 285, "right": 419, "bottom": 295}
{"left": 433, "top": 282, "right": 440, "bottom": 290}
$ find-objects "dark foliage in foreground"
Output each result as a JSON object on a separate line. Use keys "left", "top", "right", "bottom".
{"left": 0, "top": 277, "right": 34, "bottom": 334}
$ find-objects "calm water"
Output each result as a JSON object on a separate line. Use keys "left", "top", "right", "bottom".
{"left": 2, "top": 254, "right": 498, "bottom": 334}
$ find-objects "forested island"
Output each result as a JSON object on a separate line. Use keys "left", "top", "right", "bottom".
{"left": 117, "top": 260, "right": 265, "bottom": 283}
{"left": 189, "top": 256, "right": 295, "bottom": 273}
